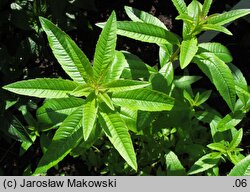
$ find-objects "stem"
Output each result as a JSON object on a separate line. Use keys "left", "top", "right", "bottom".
{"left": 169, "top": 47, "right": 180, "bottom": 63}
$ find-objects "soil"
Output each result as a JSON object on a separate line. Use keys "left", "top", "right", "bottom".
{"left": 0, "top": 0, "right": 249, "bottom": 175}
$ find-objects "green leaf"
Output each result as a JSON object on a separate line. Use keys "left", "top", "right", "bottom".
{"left": 124, "top": 6, "right": 167, "bottom": 30}
{"left": 176, "top": 14, "right": 194, "bottom": 24}
{"left": 165, "top": 150, "right": 186, "bottom": 176}
{"left": 98, "top": 92, "right": 114, "bottom": 111}
{"left": 194, "top": 53, "right": 236, "bottom": 111}
{"left": 96, "top": 21, "right": 179, "bottom": 45}
{"left": 3, "top": 78, "right": 80, "bottom": 98}
{"left": 188, "top": 152, "right": 222, "bottom": 175}
{"left": 207, "top": 9, "right": 250, "bottom": 26}
{"left": 217, "top": 112, "right": 244, "bottom": 132}
{"left": 33, "top": 107, "right": 83, "bottom": 175}
{"left": 207, "top": 142, "right": 227, "bottom": 153}
{"left": 39, "top": 17, "right": 93, "bottom": 84}
{"left": 201, "top": 24, "right": 232, "bottom": 35}
{"left": 171, "top": 0, "right": 187, "bottom": 15}
{"left": 119, "top": 107, "right": 138, "bottom": 133}
{"left": 82, "top": 93, "right": 98, "bottom": 140}
{"left": 93, "top": 11, "right": 117, "bottom": 82}
{"left": 187, "top": 0, "right": 202, "bottom": 22}
{"left": 99, "top": 110, "right": 137, "bottom": 170}
{"left": 194, "top": 90, "right": 212, "bottom": 106}
{"left": 112, "top": 89, "right": 174, "bottom": 111}
{"left": 103, "top": 51, "right": 126, "bottom": 83}
{"left": 228, "top": 63, "right": 249, "bottom": 106}
{"left": 159, "top": 44, "right": 173, "bottom": 67}
{"left": 229, "top": 128, "right": 243, "bottom": 150}
{"left": 121, "top": 51, "right": 156, "bottom": 80}
{"left": 201, "top": 0, "right": 213, "bottom": 17}
{"left": 103, "top": 80, "right": 150, "bottom": 92}
{"left": 198, "top": 42, "right": 233, "bottom": 63}
{"left": 180, "top": 37, "right": 198, "bottom": 69}
{"left": 174, "top": 76, "right": 202, "bottom": 89}
{"left": 37, "top": 97, "right": 85, "bottom": 128}
{"left": 228, "top": 155, "right": 250, "bottom": 176}
{"left": 159, "top": 62, "right": 174, "bottom": 86}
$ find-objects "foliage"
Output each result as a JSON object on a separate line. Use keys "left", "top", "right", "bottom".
{"left": 2, "top": 0, "right": 250, "bottom": 175}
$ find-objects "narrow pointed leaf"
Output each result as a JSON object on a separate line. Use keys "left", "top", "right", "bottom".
{"left": 93, "top": 12, "right": 117, "bottom": 82}
{"left": 194, "top": 53, "right": 236, "bottom": 111}
{"left": 201, "top": 0, "right": 213, "bottom": 17}
{"left": 82, "top": 93, "right": 98, "bottom": 140}
{"left": 188, "top": 152, "right": 222, "bottom": 175}
{"left": 33, "top": 107, "right": 83, "bottom": 175}
{"left": 124, "top": 6, "right": 167, "bottom": 30}
{"left": 97, "top": 21, "right": 179, "bottom": 45}
{"left": 229, "top": 128, "right": 243, "bottom": 149}
{"left": 176, "top": 14, "right": 194, "bottom": 24}
{"left": 103, "top": 51, "right": 126, "bottom": 83}
{"left": 98, "top": 92, "right": 114, "bottom": 110}
{"left": 207, "top": 142, "right": 227, "bottom": 153}
{"left": 171, "top": 0, "right": 187, "bottom": 15}
{"left": 165, "top": 150, "right": 186, "bottom": 176}
{"left": 99, "top": 111, "right": 137, "bottom": 170}
{"left": 207, "top": 9, "right": 250, "bottom": 26}
{"left": 121, "top": 51, "right": 157, "bottom": 80}
{"left": 228, "top": 63, "right": 249, "bottom": 105}
{"left": 112, "top": 89, "right": 174, "bottom": 111}
{"left": 198, "top": 42, "right": 233, "bottom": 63}
{"left": 180, "top": 37, "right": 198, "bottom": 69}
{"left": 202, "top": 24, "right": 232, "bottom": 35}
{"left": 228, "top": 155, "right": 250, "bottom": 176}
{"left": 104, "top": 80, "right": 150, "bottom": 92}
{"left": 37, "top": 97, "right": 85, "bottom": 127}
{"left": 39, "top": 17, "right": 93, "bottom": 84}
{"left": 3, "top": 78, "right": 80, "bottom": 98}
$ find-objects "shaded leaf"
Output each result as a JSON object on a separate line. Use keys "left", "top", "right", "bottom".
{"left": 33, "top": 107, "right": 83, "bottom": 175}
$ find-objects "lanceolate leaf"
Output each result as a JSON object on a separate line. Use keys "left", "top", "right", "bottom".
{"left": 201, "top": 0, "right": 213, "bottom": 17}
{"left": 180, "top": 37, "right": 198, "bottom": 69}
{"left": 194, "top": 53, "right": 236, "bottom": 111}
{"left": 112, "top": 89, "right": 174, "bottom": 111}
{"left": 99, "top": 111, "right": 137, "bottom": 170}
{"left": 98, "top": 92, "right": 114, "bottom": 111}
{"left": 229, "top": 128, "right": 243, "bottom": 150}
{"left": 39, "top": 17, "right": 93, "bottom": 84}
{"left": 165, "top": 150, "right": 186, "bottom": 176}
{"left": 124, "top": 6, "right": 167, "bottom": 30}
{"left": 198, "top": 42, "right": 233, "bottom": 63}
{"left": 228, "top": 63, "right": 249, "bottom": 105}
{"left": 228, "top": 155, "right": 250, "bottom": 176}
{"left": 82, "top": 93, "right": 98, "bottom": 140}
{"left": 37, "top": 97, "right": 85, "bottom": 127}
{"left": 202, "top": 24, "right": 232, "bottom": 35}
{"left": 207, "top": 9, "right": 250, "bottom": 26}
{"left": 100, "top": 21, "right": 180, "bottom": 45}
{"left": 103, "top": 79, "right": 150, "bottom": 92}
{"left": 188, "top": 152, "right": 222, "bottom": 175}
{"left": 121, "top": 51, "right": 157, "bottom": 80}
{"left": 3, "top": 78, "right": 80, "bottom": 98}
{"left": 93, "top": 11, "right": 117, "bottom": 82}
{"left": 33, "top": 107, "right": 83, "bottom": 175}
{"left": 171, "top": 0, "right": 187, "bottom": 15}
{"left": 103, "top": 51, "right": 126, "bottom": 83}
